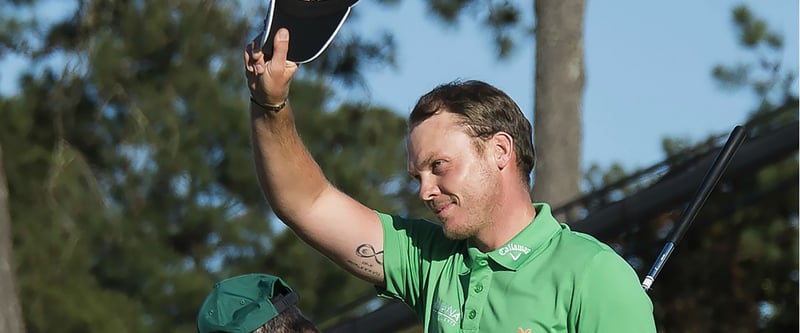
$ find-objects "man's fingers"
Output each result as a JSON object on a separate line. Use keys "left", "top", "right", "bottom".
{"left": 269, "top": 28, "right": 290, "bottom": 73}
{"left": 244, "top": 36, "right": 267, "bottom": 75}
{"left": 244, "top": 28, "right": 296, "bottom": 104}
{"left": 244, "top": 44, "right": 254, "bottom": 73}
{"left": 250, "top": 39, "right": 264, "bottom": 62}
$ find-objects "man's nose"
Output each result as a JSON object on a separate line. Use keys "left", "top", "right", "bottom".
{"left": 418, "top": 176, "right": 440, "bottom": 201}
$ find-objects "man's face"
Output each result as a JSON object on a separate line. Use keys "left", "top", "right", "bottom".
{"left": 407, "top": 112, "right": 501, "bottom": 240}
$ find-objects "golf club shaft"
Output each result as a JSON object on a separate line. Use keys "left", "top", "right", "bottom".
{"left": 641, "top": 125, "right": 747, "bottom": 291}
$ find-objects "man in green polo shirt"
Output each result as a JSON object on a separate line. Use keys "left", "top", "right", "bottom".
{"left": 378, "top": 203, "right": 655, "bottom": 332}
{"left": 245, "top": 28, "right": 656, "bottom": 332}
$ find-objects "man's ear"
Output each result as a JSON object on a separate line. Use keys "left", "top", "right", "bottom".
{"left": 491, "top": 132, "right": 513, "bottom": 170}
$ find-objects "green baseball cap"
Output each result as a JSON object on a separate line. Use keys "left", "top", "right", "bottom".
{"left": 197, "top": 273, "right": 299, "bottom": 333}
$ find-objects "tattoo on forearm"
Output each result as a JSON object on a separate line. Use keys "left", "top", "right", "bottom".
{"left": 356, "top": 243, "right": 384, "bottom": 265}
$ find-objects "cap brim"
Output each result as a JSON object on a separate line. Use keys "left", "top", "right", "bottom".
{"left": 261, "top": 1, "right": 353, "bottom": 64}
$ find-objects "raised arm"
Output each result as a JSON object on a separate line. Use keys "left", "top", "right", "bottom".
{"left": 245, "top": 28, "right": 385, "bottom": 285}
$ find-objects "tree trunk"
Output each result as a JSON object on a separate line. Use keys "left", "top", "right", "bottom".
{"left": 532, "top": 0, "right": 585, "bottom": 219}
{"left": 0, "top": 145, "right": 25, "bottom": 333}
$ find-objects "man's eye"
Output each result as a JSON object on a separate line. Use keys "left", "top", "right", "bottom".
{"left": 432, "top": 160, "right": 443, "bottom": 170}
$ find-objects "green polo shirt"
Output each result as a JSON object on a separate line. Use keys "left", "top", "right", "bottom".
{"left": 376, "top": 203, "right": 656, "bottom": 332}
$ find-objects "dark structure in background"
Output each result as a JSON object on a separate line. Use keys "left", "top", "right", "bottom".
{"left": 322, "top": 116, "right": 799, "bottom": 333}
{"left": 567, "top": 120, "right": 796, "bottom": 237}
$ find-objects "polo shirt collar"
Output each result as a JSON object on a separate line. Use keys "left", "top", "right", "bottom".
{"left": 463, "top": 203, "right": 562, "bottom": 271}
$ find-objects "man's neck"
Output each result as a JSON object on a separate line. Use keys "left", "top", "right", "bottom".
{"left": 471, "top": 186, "right": 536, "bottom": 253}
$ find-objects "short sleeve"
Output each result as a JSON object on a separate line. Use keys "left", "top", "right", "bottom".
{"left": 374, "top": 212, "right": 460, "bottom": 314}
{"left": 375, "top": 212, "right": 420, "bottom": 307}
{"left": 574, "top": 250, "right": 657, "bottom": 332}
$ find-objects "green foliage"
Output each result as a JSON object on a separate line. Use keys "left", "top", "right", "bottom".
{"left": 712, "top": 5, "right": 796, "bottom": 114}
{"left": 303, "top": 33, "right": 398, "bottom": 86}
{"left": 0, "top": 2, "right": 36, "bottom": 56}
{"left": 0, "top": 0, "right": 410, "bottom": 332}
{"left": 423, "top": 0, "right": 527, "bottom": 58}
{"left": 731, "top": 6, "right": 783, "bottom": 49}
{"left": 584, "top": 163, "right": 628, "bottom": 192}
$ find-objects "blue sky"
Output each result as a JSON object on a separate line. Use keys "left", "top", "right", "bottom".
{"left": 1, "top": 0, "right": 797, "bottom": 172}
{"left": 344, "top": 0, "right": 799, "bottom": 171}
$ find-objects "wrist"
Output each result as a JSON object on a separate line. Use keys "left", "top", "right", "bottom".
{"left": 250, "top": 95, "right": 287, "bottom": 112}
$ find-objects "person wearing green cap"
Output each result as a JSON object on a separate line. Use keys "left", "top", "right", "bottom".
{"left": 197, "top": 273, "right": 319, "bottom": 333}
{"left": 242, "top": 27, "right": 657, "bottom": 332}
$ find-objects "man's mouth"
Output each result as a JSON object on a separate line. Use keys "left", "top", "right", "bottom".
{"left": 431, "top": 202, "right": 454, "bottom": 218}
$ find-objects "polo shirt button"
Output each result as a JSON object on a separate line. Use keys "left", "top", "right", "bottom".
{"left": 478, "top": 260, "right": 487, "bottom": 266}
{"left": 473, "top": 284, "right": 483, "bottom": 293}
{"left": 468, "top": 309, "right": 476, "bottom": 319}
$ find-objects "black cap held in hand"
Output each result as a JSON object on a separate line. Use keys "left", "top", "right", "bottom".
{"left": 259, "top": 0, "right": 360, "bottom": 63}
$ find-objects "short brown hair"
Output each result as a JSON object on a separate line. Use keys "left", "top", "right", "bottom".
{"left": 409, "top": 80, "right": 536, "bottom": 185}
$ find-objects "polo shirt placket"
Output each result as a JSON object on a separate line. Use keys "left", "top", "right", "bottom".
{"left": 457, "top": 209, "right": 560, "bottom": 332}
{"left": 460, "top": 249, "right": 493, "bottom": 332}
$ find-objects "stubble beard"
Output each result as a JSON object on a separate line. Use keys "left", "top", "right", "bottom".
{"left": 442, "top": 198, "right": 495, "bottom": 241}
{"left": 442, "top": 213, "right": 473, "bottom": 240}
{"left": 440, "top": 163, "right": 498, "bottom": 240}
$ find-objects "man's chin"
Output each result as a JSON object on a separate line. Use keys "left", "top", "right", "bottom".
{"left": 442, "top": 225, "right": 471, "bottom": 240}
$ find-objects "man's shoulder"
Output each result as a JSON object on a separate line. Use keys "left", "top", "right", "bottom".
{"left": 531, "top": 203, "right": 617, "bottom": 258}
{"left": 550, "top": 226, "right": 621, "bottom": 263}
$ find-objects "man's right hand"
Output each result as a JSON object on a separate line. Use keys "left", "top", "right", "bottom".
{"left": 245, "top": 28, "right": 298, "bottom": 107}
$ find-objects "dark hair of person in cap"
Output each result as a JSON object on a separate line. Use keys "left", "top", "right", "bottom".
{"left": 197, "top": 273, "right": 319, "bottom": 333}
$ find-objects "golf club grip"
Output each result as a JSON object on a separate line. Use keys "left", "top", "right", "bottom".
{"left": 642, "top": 125, "right": 747, "bottom": 291}
{"left": 668, "top": 125, "right": 747, "bottom": 244}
